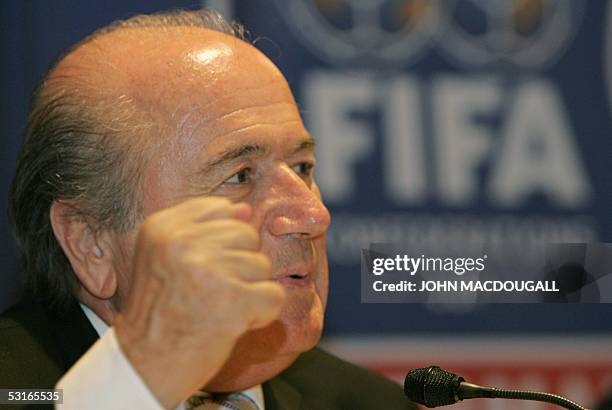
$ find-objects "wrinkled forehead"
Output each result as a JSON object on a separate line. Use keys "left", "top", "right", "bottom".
{"left": 52, "top": 26, "right": 294, "bottom": 124}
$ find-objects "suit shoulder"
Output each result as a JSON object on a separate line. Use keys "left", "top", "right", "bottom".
{"left": 0, "top": 300, "right": 63, "bottom": 388}
{"left": 292, "top": 348, "right": 395, "bottom": 385}
{"left": 281, "top": 347, "right": 417, "bottom": 409}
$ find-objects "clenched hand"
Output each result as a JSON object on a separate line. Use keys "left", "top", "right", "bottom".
{"left": 114, "top": 197, "right": 286, "bottom": 409}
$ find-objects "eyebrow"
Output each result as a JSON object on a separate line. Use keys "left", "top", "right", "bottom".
{"left": 293, "top": 138, "right": 316, "bottom": 153}
{"left": 207, "top": 144, "right": 265, "bottom": 170}
{"left": 198, "top": 137, "right": 316, "bottom": 175}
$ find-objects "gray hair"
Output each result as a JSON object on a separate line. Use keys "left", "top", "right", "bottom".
{"left": 8, "top": 9, "right": 248, "bottom": 311}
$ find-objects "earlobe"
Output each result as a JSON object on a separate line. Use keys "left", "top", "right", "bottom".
{"left": 50, "top": 201, "right": 117, "bottom": 300}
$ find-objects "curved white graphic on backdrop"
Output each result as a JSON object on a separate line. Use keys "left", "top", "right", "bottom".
{"left": 274, "top": 0, "right": 441, "bottom": 66}
{"left": 275, "top": 0, "right": 584, "bottom": 69}
{"left": 437, "top": 0, "right": 585, "bottom": 69}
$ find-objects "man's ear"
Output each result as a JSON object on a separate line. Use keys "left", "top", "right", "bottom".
{"left": 50, "top": 200, "right": 117, "bottom": 300}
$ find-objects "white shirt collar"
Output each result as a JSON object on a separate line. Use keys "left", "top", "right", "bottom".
{"left": 79, "top": 304, "right": 265, "bottom": 409}
{"left": 80, "top": 304, "right": 109, "bottom": 336}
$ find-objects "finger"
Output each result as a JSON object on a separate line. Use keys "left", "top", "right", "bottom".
{"left": 182, "top": 219, "right": 260, "bottom": 251}
{"left": 240, "top": 281, "right": 286, "bottom": 329}
{"left": 188, "top": 198, "right": 251, "bottom": 223}
{"left": 159, "top": 197, "right": 246, "bottom": 223}
{"left": 232, "top": 202, "right": 252, "bottom": 221}
{"left": 205, "top": 250, "right": 272, "bottom": 282}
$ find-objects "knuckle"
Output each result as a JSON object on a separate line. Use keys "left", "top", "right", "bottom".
{"left": 268, "top": 284, "right": 286, "bottom": 307}
{"left": 201, "top": 196, "right": 232, "bottom": 210}
{"left": 192, "top": 252, "right": 217, "bottom": 275}
{"left": 257, "top": 284, "right": 285, "bottom": 312}
{"left": 239, "top": 223, "right": 260, "bottom": 247}
{"left": 256, "top": 253, "right": 272, "bottom": 274}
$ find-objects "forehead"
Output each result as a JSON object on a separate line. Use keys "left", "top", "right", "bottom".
{"left": 136, "top": 30, "right": 308, "bottom": 160}
{"left": 61, "top": 25, "right": 306, "bottom": 148}
{"left": 54, "top": 26, "right": 293, "bottom": 119}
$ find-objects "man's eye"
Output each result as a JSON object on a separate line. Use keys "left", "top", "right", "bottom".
{"left": 292, "top": 162, "right": 314, "bottom": 178}
{"left": 225, "top": 168, "right": 252, "bottom": 184}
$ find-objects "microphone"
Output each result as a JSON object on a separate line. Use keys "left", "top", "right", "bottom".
{"left": 404, "top": 365, "right": 588, "bottom": 410}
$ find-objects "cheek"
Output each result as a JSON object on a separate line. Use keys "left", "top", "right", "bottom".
{"left": 315, "top": 237, "right": 329, "bottom": 307}
{"left": 243, "top": 187, "right": 274, "bottom": 234}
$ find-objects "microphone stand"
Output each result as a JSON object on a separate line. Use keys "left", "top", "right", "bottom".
{"left": 459, "top": 381, "right": 588, "bottom": 410}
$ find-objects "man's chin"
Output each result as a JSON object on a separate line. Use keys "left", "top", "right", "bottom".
{"left": 203, "top": 322, "right": 317, "bottom": 393}
{"left": 203, "top": 301, "right": 324, "bottom": 392}
{"left": 235, "top": 301, "right": 324, "bottom": 364}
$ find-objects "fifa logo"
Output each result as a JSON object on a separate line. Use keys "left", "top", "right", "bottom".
{"left": 275, "top": 0, "right": 585, "bottom": 69}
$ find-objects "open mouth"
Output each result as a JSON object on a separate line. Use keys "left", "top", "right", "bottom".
{"left": 274, "top": 266, "right": 313, "bottom": 288}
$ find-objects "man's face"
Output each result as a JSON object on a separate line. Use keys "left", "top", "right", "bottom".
{"left": 106, "top": 30, "right": 330, "bottom": 385}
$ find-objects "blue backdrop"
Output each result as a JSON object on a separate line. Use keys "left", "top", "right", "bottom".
{"left": 2, "top": 0, "right": 612, "bottom": 341}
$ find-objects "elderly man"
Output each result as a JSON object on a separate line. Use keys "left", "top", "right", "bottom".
{"left": 0, "top": 9, "right": 415, "bottom": 410}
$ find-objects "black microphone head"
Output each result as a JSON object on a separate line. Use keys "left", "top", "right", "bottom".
{"left": 404, "top": 366, "right": 465, "bottom": 408}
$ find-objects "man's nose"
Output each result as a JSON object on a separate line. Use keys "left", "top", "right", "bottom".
{"left": 265, "top": 166, "right": 331, "bottom": 238}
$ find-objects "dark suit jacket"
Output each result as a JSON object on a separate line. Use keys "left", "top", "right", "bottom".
{"left": 0, "top": 296, "right": 417, "bottom": 409}
{"left": 597, "top": 390, "right": 612, "bottom": 410}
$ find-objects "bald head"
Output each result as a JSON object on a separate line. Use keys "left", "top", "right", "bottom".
{"left": 48, "top": 24, "right": 293, "bottom": 162}
{"left": 53, "top": 26, "right": 281, "bottom": 109}
{"left": 9, "top": 10, "right": 280, "bottom": 310}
